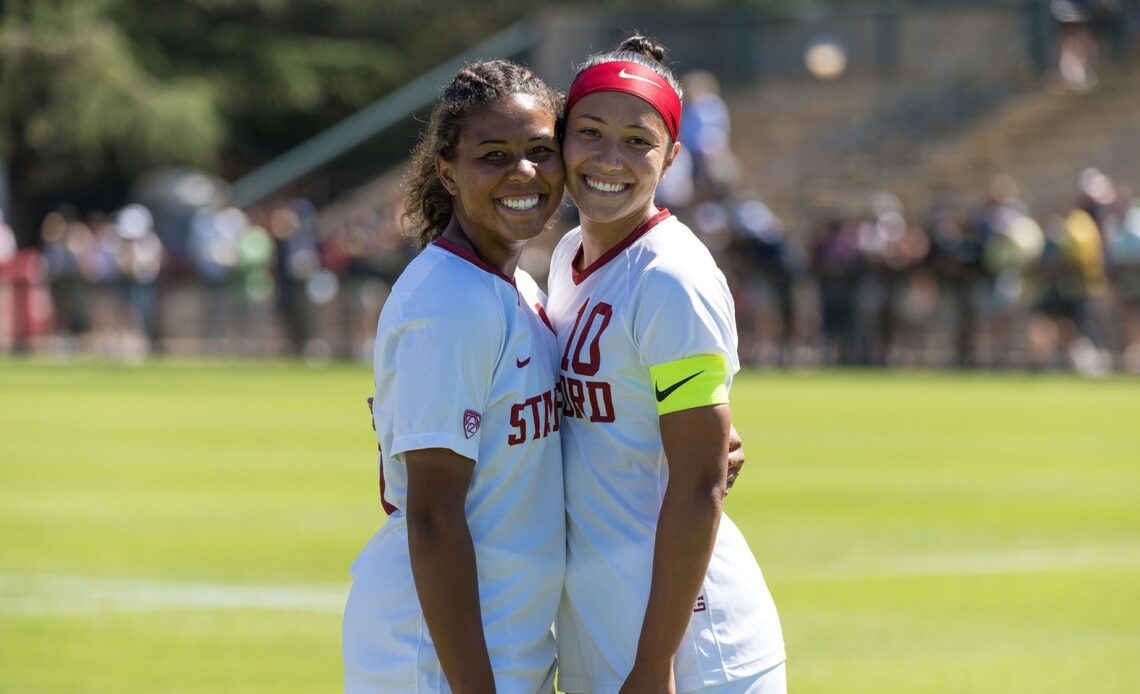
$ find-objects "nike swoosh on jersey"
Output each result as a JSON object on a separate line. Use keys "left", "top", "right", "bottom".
{"left": 654, "top": 370, "right": 704, "bottom": 402}
{"left": 618, "top": 68, "right": 661, "bottom": 88}
{"left": 516, "top": 356, "right": 531, "bottom": 368}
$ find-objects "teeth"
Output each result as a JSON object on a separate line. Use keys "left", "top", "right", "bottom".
{"left": 500, "top": 195, "right": 539, "bottom": 211}
{"left": 586, "top": 177, "right": 626, "bottom": 193}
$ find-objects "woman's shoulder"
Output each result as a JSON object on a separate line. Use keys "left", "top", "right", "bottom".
{"left": 513, "top": 267, "right": 546, "bottom": 307}
{"left": 551, "top": 227, "right": 582, "bottom": 260}
{"left": 651, "top": 216, "right": 715, "bottom": 259}
{"left": 546, "top": 227, "right": 583, "bottom": 285}
{"left": 387, "top": 246, "right": 507, "bottom": 327}
{"left": 637, "top": 218, "right": 722, "bottom": 284}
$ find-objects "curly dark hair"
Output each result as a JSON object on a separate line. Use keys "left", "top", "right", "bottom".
{"left": 573, "top": 34, "right": 684, "bottom": 107}
{"left": 404, "top": 59, "right": 565, "bottom": 249}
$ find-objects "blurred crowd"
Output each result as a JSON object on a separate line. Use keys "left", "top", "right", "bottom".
{"left": 0, "top": 195, "right": 413, "bottom": 362}
{"left": 3, "top": 165, "right": 1139, "bottom": 374}
{"left": 696, "top": 170, "right": 1140, "bottom": 376}
{"left": 2, "top": 66, "right": 1139, "bottom": 374}
{"left": 657, "top": 70, "right": 1140, "bottom": 375}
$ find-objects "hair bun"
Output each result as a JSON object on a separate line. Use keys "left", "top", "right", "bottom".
{"left": 618, "top": 35, "right": 666, "bottom": 64}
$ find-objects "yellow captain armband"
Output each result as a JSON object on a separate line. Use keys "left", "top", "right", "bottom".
{"left": 648, "top": 354, "right": 730, "bottom": 416}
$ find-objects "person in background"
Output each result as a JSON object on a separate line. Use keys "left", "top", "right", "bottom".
{"left": 188, "top": 204, "right": 243, "bottom": 353}
{"left": 0, "top": 208, "right": 17, "bottom": 350}
{"left": 678, "top": 69, "right": 736, "bottom": 203}
{"left": 41, "top": 208, "right": 95, "bottom": 352}
{"left": 811, "top": 217, "right": 861, "bottom": 365}
{"left": 270, "top": 199, "right": 321, "bottom": 357}
{"left": 1108, "top": 194, "right": 1140, "bottom": 369}
{"left": 1051, "top": 0, "right": 1101, "bottom": 90}
{"left": 113, "top": 204, "right": 164, "bottom": 354}
{"left": 0, "top": 208, "right": 15, "bottom": 263}
{"left": 925, "top": 201, "right": 985, "bottom": 368}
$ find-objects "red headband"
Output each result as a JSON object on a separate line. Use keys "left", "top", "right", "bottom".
{"left": 566, "top": 61, "right": 681, "bottom": 141}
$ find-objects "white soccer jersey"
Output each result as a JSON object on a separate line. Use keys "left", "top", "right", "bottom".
{"left": 343, "top": 238, "right": 565, "bottom": 694}
{"left": 547, "top": 211, "right": 785, "bottom": 694}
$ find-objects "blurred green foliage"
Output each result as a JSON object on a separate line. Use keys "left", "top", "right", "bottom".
{"left": 0, "top": 0, "right": 950, "bottom": 238}
{"left": 0, "top": 0, "right": 539, "bottom": 236}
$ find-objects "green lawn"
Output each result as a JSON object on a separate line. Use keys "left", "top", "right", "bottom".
{"left": 2, "top": 362, "right": 1138, "bottom": 692}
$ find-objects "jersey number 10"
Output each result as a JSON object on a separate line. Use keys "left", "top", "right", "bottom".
{"left": 560, "top": 298, "right": 616, "bottom": 423}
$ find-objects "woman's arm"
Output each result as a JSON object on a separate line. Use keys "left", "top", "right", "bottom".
{"left": 405, "top": 448, "right": 496, "bottom": 694}
{"left": 621, "top": 404, "right": 731, "bottom": 694}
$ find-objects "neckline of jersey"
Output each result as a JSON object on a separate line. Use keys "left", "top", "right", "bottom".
{"left": 432, "top": 237, "right": 516, "bottom": 286}
{"left": 571, "top": 208, "right": 672, "bottom": 286}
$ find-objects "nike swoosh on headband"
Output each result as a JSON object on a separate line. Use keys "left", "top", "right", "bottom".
{"left": 618, "top": 68, "right": 662, "bottom": 88}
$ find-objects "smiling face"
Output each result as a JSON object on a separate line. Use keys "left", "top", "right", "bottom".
{"left": 562, "top": 90, "right": 680, "bottom": 242}
{"left": 437, "top": 93, "right": 564, "bottom": 256}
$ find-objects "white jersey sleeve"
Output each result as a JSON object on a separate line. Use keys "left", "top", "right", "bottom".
{"left": 630, "top": 244, "right": 741, "bottom": 377}
{"left": 381, "top": 268, "right": 503, "bottom": 462}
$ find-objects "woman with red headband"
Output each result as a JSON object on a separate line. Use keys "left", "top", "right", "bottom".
{"left": 547, "top": 36, "right": 787, "bottom": 693}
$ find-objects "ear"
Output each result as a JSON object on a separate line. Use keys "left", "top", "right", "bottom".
{"left": 436, "top": 155, "right": 459, "bottom": 196}
{"left": 660, "top": 141, "right": 682, "bottom": 180}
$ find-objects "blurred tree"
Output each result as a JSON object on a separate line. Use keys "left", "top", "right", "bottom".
{"left": 111, "top": 0, "right": 547, "bottom": 168}
{"left": 1, "top": 0, "right": 926, "bottom": 243}
{"left": 0, "top": 0, "right": 535, "bottom": 244}
{"left": 0, "top": 1, "right": 222, "bottom": 244}
{"left": 563, "top": 0, "right": 923, "bottom": 9}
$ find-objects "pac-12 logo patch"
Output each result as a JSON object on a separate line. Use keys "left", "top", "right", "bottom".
{"left": 693, "top": 594, "right": 708, "bottom": 613}
{"left": 463, "top": 409, "right": 482, "bottom": 439}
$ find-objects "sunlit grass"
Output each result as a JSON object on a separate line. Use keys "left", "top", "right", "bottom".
{"left": 2, "top": 362, "right": 1138, "bottom": 692}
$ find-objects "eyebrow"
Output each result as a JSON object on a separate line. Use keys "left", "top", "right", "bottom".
{"left": 474, "top": 133, "right": 555, "bottom": 146}
{"left": 575, "top": 114, "right": 653, "bottom": 132}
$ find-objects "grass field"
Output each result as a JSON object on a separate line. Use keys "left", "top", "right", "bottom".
{"left": 2, "top": 361, "right": 1139, "bottom": 693}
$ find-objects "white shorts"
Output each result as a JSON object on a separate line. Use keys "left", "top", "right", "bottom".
{"left": 681, "top": 661, "right": 787, "bottom": 694}
{"left": 344, "top": 526, "right": 560, "bottom": 694}
{"left": 561, "top": 661, "right": 787, "bottom": 694}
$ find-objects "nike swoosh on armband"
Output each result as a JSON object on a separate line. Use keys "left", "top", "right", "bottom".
{"left": 654, "top": 370, "right": 704, "bottom": 402}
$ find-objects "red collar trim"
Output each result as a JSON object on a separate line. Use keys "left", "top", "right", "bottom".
{"left": 433, "top": 237, "right": 516, "bottom": 286}
{"left": 571, "top": 208, "right": 671, "bottom": 286}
